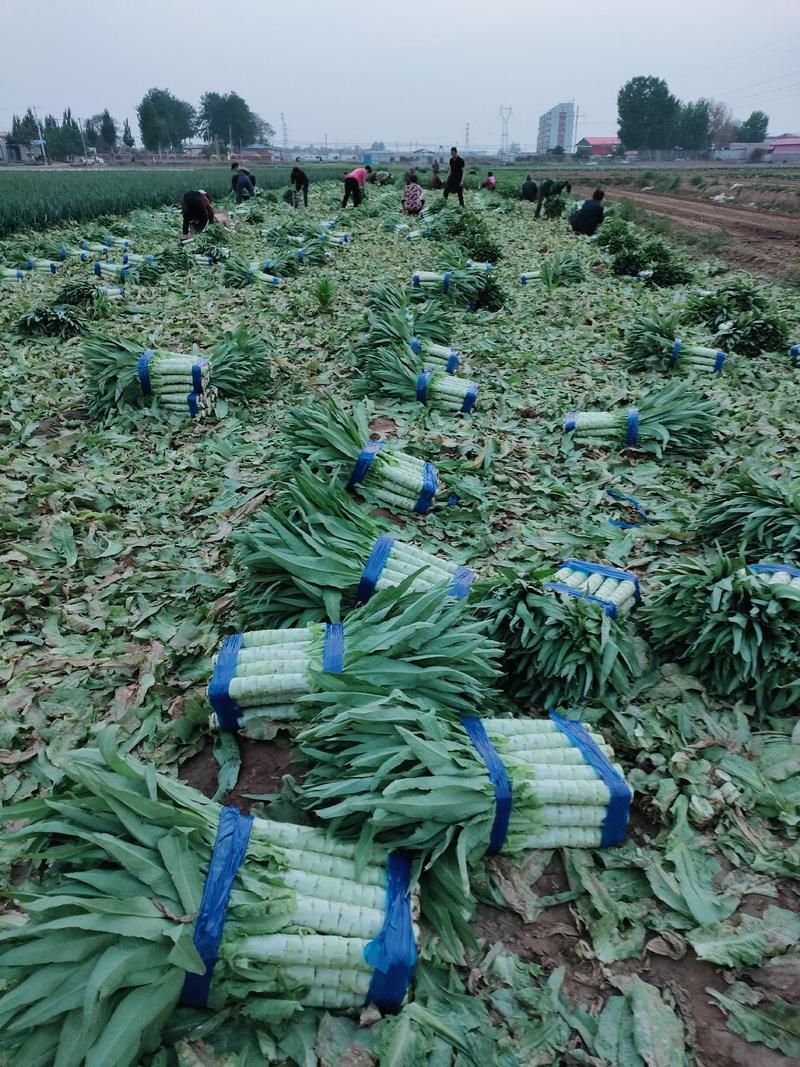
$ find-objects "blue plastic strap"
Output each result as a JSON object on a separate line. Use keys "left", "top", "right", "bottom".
{"left": 442, "top": 271, "right": 452, "bottom": 293}
{"left": 180, "top": 806, "right": 254, "bottom": 1007}
{"left": 413, "top": 462, "right": 438, "bottom": 514}
{"left": 410, "top": 337, "right": 421, "bottom": 354}
{"left": 323, "top": 623, "right": 345, "bottom": 673}
{"left": 446, "top": 351, "right": 459, "bottom": 373}
{"left": 606, "top": 489, "right": 651, "bottom": 529}
{"left": 192, "top": 362, "right": 204, "bottom": 394}
{"left": 364, "top": 852, "right": 417, "bottom": 1014}
{"left": 137, "top": 350, "right": 154, "bottom": 395}
{"left": 416, "top": 369, "right": 432, "bottom": 403}
{"left": 625, "top": 408, "right": 639, "bottom": 447}
{"left": 459, "top": 716, "right": 512, "bottom": 853}
{"left": 561, "top": 559, "right": 641, "bottom": 601}
{"left": 749, "top": 563, "right": 800, "bottom": 580}
{"left": 208, "top": 633, "right": 244, "bottom": 730}
{"left": 348, "top": 439, "right": 385, "bottom": 488}
{"left": 104, "top": 237, "right": 113, "bottom": 247}
{"left": 450, "top": 566, "right": 475, "bottom": 599}
{"left": 545, "top": 581, "right": 620, "bottom": 618}
{"left": 48, "top": 262, "right": 56, "bottom": 274}
{"left": 122, "top": 254, "right": 129, "bottom": 265}
{"left": 93, "top": 262, "right": 101, "bottom": 277}
{"left": 412, "top": 273, "right": 421, "bottom": 288}
{"left": 187, "top": 393, "right": 199, "bottom": 417}
{"left": 549, "top": 712, "right": 630, "bottom": 847}
{"left": 670, "top": 339, "right": 682, "bottom": 366}
{"left": 15, "top": 270, "right": 23, "bottom": 280}
{"left": 790, "top": 343, "right": 800, "bottom": 365}
{"left": 461, "top": 383, "right": 478, "bottom": 413}
{"left": 713, "top": 351, "right": 726, "bottom": 374}
{"left": 357, "top": 534, "right": 395, "bottom": 603}
{"left": 564, "top": 412, "right": 576, "bottom": 432}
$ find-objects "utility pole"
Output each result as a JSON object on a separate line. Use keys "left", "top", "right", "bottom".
{"left": 228, "top": 123, "right": 233, "bottom": 156}
{"left": 76, "top": 117, "right": 87, "bottom": 158}
{"left": 464, "top": 122, "right": 470, "bottom": 155}
{"left": 573, "top": 105, "right": 580, "bottom": 153}
{"left": 281, "top": 112, "right": 289, "bottom": 150}
{"left": 32, "top": 106, "right": 48, "bottom": 165}
{"left": 498, "top": 106, "right": 512, "bottom": 161}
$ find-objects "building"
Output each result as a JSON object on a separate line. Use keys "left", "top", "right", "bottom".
{"left": 576, "top": 136, "right": 621, "bottom": 157}
{"left": 537, "top": 103, "right": 575, "bottom": 154}
{"left": 713, "top": 142, "right": 773, "bottom": 162}
{"left": 238, "top": 144, "right": 282, "bottom": 161}
{"left": 768, "top": 137, "right": 800, "bottom": 162}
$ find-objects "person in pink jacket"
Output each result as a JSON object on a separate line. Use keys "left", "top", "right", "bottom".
{"left": 342, "top": 164, "right": 372, "bottom": 207}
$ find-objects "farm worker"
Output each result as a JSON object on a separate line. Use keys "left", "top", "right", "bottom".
{"left": 535, "top": 178, "right": 572, "bottom": 218}
{"left": 430, "top": 159, "right": 443, "bottom": 189}
{"left": 519, "top": 174, "right": 538, "bottom": 202}
{"left": 290, "top": 166, "right": 309, "bottom": 207}
{"left": 402, "top": 171, "right": 425, "bottom": 215}
{"left": 570, "top": 188, "right": 606, "bottom": 236}
{"left": 231, "top": 162, "right": 255, "bottom": 204}
{"left": 180, "top": 190, "right": 215, "bottom": 236}
{"left": 373, "top": 170, "right": 392, "bottom": 185}
{"left": 341, "top": 165, "right": 372, "bottom": 208}
{"left": 481, "top": 171, "right": 497, "bottom": 191}
{"left": 443, "top": 147, "right": 465, "bottom": 206}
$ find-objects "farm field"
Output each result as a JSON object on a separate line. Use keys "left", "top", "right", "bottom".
{"left": 1, "top": 179, "right": 799, "bottom": 1067}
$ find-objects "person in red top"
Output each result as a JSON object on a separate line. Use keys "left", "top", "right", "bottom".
{"left": 402, "top": 170, "right": 425, "bottom": 215}
{"left": 180, "top": 189, "right": 215, "bottom": 236}
{"left": 341, "top": 164, "right": 372, "bottom": 208}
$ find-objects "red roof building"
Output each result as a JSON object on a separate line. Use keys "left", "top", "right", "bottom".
{"left": 768, "top": 138, "right": 800, "bottom": 162}
{"left": 576, "top": 136, "right": 621, "bottom": 157}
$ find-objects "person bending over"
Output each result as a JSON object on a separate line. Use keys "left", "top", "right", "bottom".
{"left": 570, "top": 188, "right": 605, "bottom": 236}
{"left": 342, "top": 164, "right": 371, "bottom": 207}
{"left": 443, "top": 146, "right": 465, "bottom": 206}
{"left": 535, "top": 178, "right": 571, "bottom": 218}
{"left": 402, "top": 171, "right": 425, "bottom": 215}
{"left": 181, "top": 189, "right": 215, "bottom": 236}
{"left": 519, "top": 174, "right": 538, "bottom": 202}
{"left": 481, "top": 171, "right": 497, "bottom": 190}
{"left": 290, "top": 166, "right": 309, "bottom": 207}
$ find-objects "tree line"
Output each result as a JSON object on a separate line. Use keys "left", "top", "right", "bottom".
{"left": 617, "top": 76, "right": 769, "bottom": 153}
{"left": 8, "top": 89, "right": 273, "bottom": 161}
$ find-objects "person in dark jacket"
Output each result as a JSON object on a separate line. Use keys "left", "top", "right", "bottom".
{"left": 180, "top": 190, "right": 215, "bottom": 236}
{"left": 570, "top": 188, "right": 605, "bottom": 235}
{"left": 520, "top": 175, "right": 538, "bottom": 202}
{"left": 231, "top": 162, "right": 256, "bottom": 204}
{"left": 534, "top": 178, "right": 571, "bottom": 218}
{"left": 290, "top": 166, "right": 309, "bottom": 207}
{"left": 443, "top": 146, "right": 465, "bottom": 206}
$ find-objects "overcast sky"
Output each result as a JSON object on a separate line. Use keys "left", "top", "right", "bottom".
{"left": 1, "top": 0, "right": 798, "bottom": 147}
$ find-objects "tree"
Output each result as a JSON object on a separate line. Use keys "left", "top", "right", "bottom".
{"left": 99, "top": 110, "right": 117, "bottom": 151}
{"left": 122, "top": 118, "right": 135, "bottom": 149}
{"left": 737, "top": 110, "right": 769, "bottom": 143}
{"left": 617, "top": 75, "right": 679, "bottom": 150}
{"left": 612, "top": 142, "right": 626, "bottom": 158}
{"left": 83, "top": 118, "right": 99, "bottom": 149}
{"left": 548, "top": 144, "right": 565, "bottom": 157}
{"left": 369, "top": 141, "right": 386, "bottom": 151}
{"left": 574, "top": 145, "right": 591, "bottom": 161}
{"left": 196, "top": 91, "right": 264, "bottom": 149}
{"left": 40, "top": 110, "right": 83, "bottom": 161}
{"left": 10, "top": 109, "right": 39, "bottom": 144}
{"left": 676, "top": 99, "right": 711, "bottom": 151}
{"left": 708, "top": 100, "right": 737, "bottom": 148}
{"left": 137, "top": 87, "right": 196, "bottom": 151}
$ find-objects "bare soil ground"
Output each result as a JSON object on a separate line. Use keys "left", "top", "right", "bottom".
{"left": 576, "top": 184, "right": 800, "bottom": 278}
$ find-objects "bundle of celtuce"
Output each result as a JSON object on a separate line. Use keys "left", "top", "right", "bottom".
{"left": 474, "top": 562, "right": 643, "bottom": 707}
{"left": 410, "top": 262, "right": 504, "bottom": 310}
{"left": 223, "top": 254, "right": 283, "bottom": 288}
{"left": 0, "top": 731, "right": 418, "bottom": 1067}
{"left": 39, "top": 239, "right": 95, "bottom": 262}
{"left": 283, "top": 398, "right": 441, "bottom": 513}
{"left": 359, "top": 346, "right": 478, "bottom": 413}
{"left": 53, "top": 279, "right": 119, "bottom": 307}
{"left": 18, "top": 257, "right": 58, "bottom": 274}
{"left": 2, "top": 267, "right": 26, "bottom": 281}
{"left": 208, "top": 580, "right": 500, "bottom": 734}
{"left": 644, "top": 553, "right": 800, "bottom": 715}
{"left": 297, "top": 696, "right": 631, "bottom": 872}
{"left": 363, "top": 283, "right": 459, "bottom": 371}
{"left": 17, "top": 302, "right": 87, "bottom": 339}
{"left": 687, "top": 278, "right": 789, "bottom": 356}
{"left": 519, "top": 252, "right": 585, "bottom": 291}
{"left": 235, "top": 469, "right": 475, "bottom": 627}
{"left": 93, "top": 259, "right": 130, "bottom": 283}
{"left": 623, "top": 311, "right": 727, "bottom": 374}
{"left": 564, "top": 380, "right": 716, "bottom": 458}
{"left": 693, "top": 467, "right": 800, "bottom": 555}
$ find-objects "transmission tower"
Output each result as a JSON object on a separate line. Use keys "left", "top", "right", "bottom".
{"left": 464, "top": 122, "right": 470, "bottom": 154}
{"left": 499, "top": 105, "right": 512, "bottom": 160}
{"left": 280, "top": 112, "right": 289, "bottom": 150}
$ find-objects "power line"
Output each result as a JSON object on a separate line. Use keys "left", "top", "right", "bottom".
{"left": 712, "top": 67, "right": 800, "bottom": 101}
{"left": 498, "top": 105, "right": 512, "bottom": 160}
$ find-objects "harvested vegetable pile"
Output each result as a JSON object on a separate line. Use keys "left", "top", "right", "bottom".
{"left": 1, "top": 176, "right": 799, "bottom": 1067}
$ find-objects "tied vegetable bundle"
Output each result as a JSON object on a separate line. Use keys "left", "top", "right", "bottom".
{"left": 83, "top": 326, "right": 269, "bottom": 419}
{"left": 283, "top": 398, "right": 442, "bottom": 514}
{"left": 357, "top": 346, "right": 478, "bottom": 413}
{"left": 644, "top": 553, "right": 800, "bottom": 716}
{"left": 693, "top": 468, "right": 800, "bottom": 555}
{"left": 410, "top": 262, "right": 504, "bottom": 310}
{"left": 223, "top": 254, "right": 283, "bottom": 289}
{"left": 0, "top": 732, "right": 418, "bottom": 1067}
{"left": 297, "top": 695, "right": 631, "bottom": 873}
{"left": 234, "top": 469, "right": 475, "bottom": 628}
{"left": 362, "top": 283, "right": 458, "bottom": 371}
{"left": 519, "top": 252, "right": 585, "bottom": 291}
{"left": 564, "top": 380, "right": 716, "bottom": 458}
{"left": 624, "top": 311, "right": 727, "bottom": 375}
{"left": 208, "top": 579, "right": 500, "bottom": 735}
{"left": 687, "top": 278, "right": 789, "bottom": 356}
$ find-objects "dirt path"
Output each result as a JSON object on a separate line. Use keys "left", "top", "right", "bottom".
{"left": 575, "top": 184, "right": 800, "bottom": 277}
